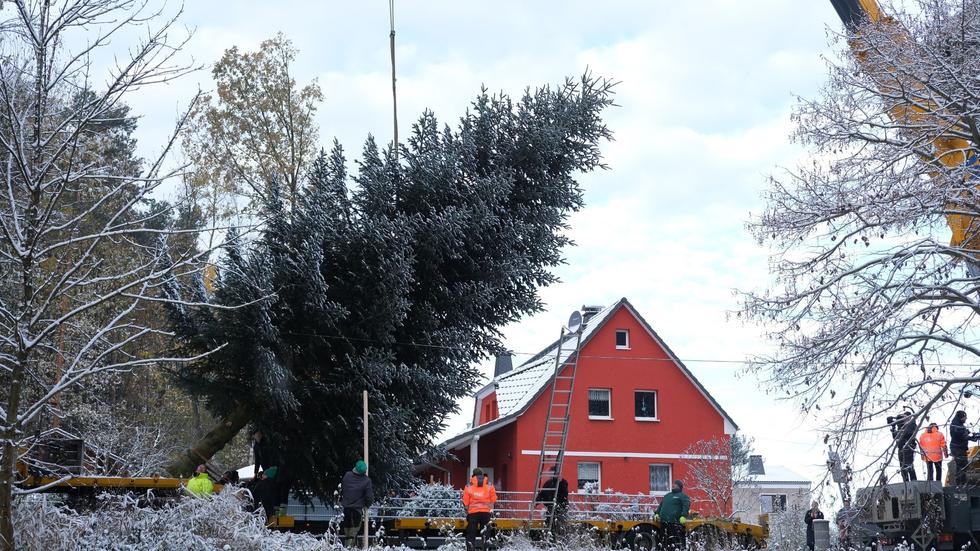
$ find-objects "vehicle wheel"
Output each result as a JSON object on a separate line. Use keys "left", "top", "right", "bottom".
{"left": 630, "top": 530, "right": 656, "bottom": 551}
{"left": 687, "top": 525, "right": 736, "bottom": 551}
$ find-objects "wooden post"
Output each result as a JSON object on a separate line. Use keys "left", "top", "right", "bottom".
{"left": 362, "top": 390, "right": 369, "bottom": 549}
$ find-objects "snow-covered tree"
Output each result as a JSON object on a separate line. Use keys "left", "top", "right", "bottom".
{"left": 165, "top": 75, "right": 615, "bottom": 493}
{"left": 683, "top": 435, "right": 754, "bottom": 518}
{"left": 742, "top": 0, "right": 980, "bottom": 476}
{"left": 0, "top": 1, "right": 221, "bottom": 548}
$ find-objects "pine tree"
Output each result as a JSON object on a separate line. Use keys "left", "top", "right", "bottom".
{"left": 166, "top": 75, "right": 615, "bottom": 496}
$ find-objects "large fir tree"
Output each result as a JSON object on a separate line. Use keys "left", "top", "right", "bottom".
{"left": 166, "top": 76, "right": 614, "bottom": 494}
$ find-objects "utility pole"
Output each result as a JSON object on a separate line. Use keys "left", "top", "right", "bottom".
{"left": 362, "top": 390, "right": 369, "bottom": 549}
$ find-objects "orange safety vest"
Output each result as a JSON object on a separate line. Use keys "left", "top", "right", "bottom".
{"left": 462, "top": 476, "right": 497, "bottom": 514}
{"left": 919, "top": 428, "right": 948, "bottom": 463}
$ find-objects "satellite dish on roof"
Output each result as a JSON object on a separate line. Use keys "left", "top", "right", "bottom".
{"left": 567, "top": 310, "right": 583, "bottom": 333}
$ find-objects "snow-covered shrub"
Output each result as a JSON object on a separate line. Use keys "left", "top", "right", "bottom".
{"left": 395, "top": 483, "right": 465, "bottom": 519}
{"left": 13, "top": 488, "right": 335, "bottom": 551}
{"left": 571, "top": 486, "right": 658, "bottom": 521}
{"left": 766, "top": 503, "right": 807, "bottom": 551}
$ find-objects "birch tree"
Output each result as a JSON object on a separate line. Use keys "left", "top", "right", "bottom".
{"left": 743, "top": 0, "right": 980, "bottom": 479}
{"left": 0, "top": 1, "right": 215, "bottom": 548}
{"left": 683, "top": 435, "right": 753, "bottom": 517}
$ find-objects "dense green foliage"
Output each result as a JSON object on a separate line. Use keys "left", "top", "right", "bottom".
{"left": 168, "top": 76, "right": 614, "bottom": 495}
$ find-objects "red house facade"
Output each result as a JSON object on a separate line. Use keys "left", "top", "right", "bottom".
{"left": 428, "top": 298, "right": 738, "bottom": 516}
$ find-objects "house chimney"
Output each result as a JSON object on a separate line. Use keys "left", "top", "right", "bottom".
{"left": 748, "top": 455, "right": 765, "bottom": 476}
{"left": 494, "top": 353, "right": 513, "bottom": 378}
{"left": 581, "top": 305, "right": 603, "bottom": 323}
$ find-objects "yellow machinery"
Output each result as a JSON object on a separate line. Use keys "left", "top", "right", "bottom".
{"left": 828, "top": 0, "right": 980, "bottom": 265}
{"left": 20, "top": 474, "right": 224, "bottom": 494}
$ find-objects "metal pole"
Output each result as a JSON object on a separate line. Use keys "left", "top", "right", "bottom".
{"left": 362, "top": 390, "right": 369, "bottom": 549}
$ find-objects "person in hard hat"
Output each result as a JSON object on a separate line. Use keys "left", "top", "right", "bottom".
{"left": 655, "top": 480, "right": 691, "bottom": 550}
{"left": 186, "top": 464, "right": 214, "bottom": 497}
{"left": 340, "top": 460, "right": 374, "bottom": 548}
{"left": 462, "top": 468, "right": 497, "bottom": 551}
{"left": 919, "top": 422, "right": 948, "bottom": 482}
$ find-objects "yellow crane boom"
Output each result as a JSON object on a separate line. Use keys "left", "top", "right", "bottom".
{"left": 828, "top": 0, "right": 980, "bottom": 265}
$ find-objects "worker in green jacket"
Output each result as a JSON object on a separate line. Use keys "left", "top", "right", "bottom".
{"left": 655, "top": 480, "right": 690, "bottom": 550}
{"left": 187, "top": 464, "right": 214, "bottom": 497}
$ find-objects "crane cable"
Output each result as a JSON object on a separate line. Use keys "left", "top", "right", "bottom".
{"left": 389, "top": 0, "right": 399, "bottom": 165}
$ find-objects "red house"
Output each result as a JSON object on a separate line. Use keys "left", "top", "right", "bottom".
{"left": 428, "top": 298, "right": 738, "bottom": 516}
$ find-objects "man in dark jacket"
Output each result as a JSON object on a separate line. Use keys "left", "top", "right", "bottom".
{"left": 535, "top": 467, "right": 569, "bottom": 535}
{"left": 251, "top": 430, "right": 276, "bottom": 476}
{"left": 655, "top": 480, "right": 691, "bottom": 550}
{"left": 950, "top": 411, "right": 979, "bottom": 485}
{"left": 895, "top": 413, "right": 918, "bottom": 481}
{"left": 803, "top": 501, "right": 824, "bottom": 551}
{"left": 340, "top": 460, "right": 374, "bottom": 547}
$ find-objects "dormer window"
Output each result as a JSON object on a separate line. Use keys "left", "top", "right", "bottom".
{"left": 615, "top": 329, "right": 630, "bottom": 349}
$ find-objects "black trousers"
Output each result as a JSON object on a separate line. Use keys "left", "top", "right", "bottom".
{"left": 926, "top": 460, "right": 943, "bottom": 482}
{"left": 342, "top": 507, "right": 363, "bottom": 547}
{"left": 544, "top": 504, "right": 568, "bottom": 537}
{"left": 899, "top": 448, "right": 917, "bottom": 481}
{"left": 954, "top": 452, "right": 968, "bottom": 485}
{"left": 465, "top": 512, "right": 492, "bottom": 551}
{"left": 662, "top": 521, "right": 685, "bottom": 550}
{"left": 806, "top": 530, "right": 815, "bottom": 551}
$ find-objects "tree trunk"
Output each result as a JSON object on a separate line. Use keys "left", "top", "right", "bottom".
{"left": 0, "top": 441, "right": 16, "bottom": 551}
{"left": 166, "top": 402, "right": 251, "bottom": 476}
{"left": 0, "top": 361, "right": 26, "bottom": 551}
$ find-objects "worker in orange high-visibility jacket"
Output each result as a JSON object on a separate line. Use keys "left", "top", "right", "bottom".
{"left": 462, "top": 468, "right": 497, "bottom": 551}
{"left": 919, "top": 422, "right": 949, "bottom": 482}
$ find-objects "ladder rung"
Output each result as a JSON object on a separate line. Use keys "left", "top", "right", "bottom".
{"left": 553, "top": 390, "right": 572, "bottom": 394}
{"left": 554, "top": 376, "right": 574, "bottom": 380}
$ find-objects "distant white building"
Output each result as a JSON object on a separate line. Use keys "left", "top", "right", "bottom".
{"left": 733, "top": 455, "right": 811, "bottom": 523}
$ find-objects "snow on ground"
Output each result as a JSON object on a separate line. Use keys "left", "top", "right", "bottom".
{"left": 13, "top": 488, "right": 778, "bottom": 550}
{"left": 11, "top": 489, "right": 611, "bottom": 551}
{"left": 15, "top": 489, "right": 330, "bottom": 551}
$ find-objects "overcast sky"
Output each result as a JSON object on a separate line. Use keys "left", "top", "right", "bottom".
{"left": 119, "top": 1, "right": 856, "bottom": 489}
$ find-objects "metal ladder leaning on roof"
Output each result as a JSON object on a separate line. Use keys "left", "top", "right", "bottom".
{"left": 529, "top": 310, "right": 586, "bottom": 532}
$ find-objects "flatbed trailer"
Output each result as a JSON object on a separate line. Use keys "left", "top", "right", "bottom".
{"left": 21, "top": 475, "right": 224, "bottom": 494}
{"left": 276, "top": 490, "right": 767, "bottom": 550}
{"left": 377, "top": 516, "right": 767, "bottom": 550}
{"left": 18, "top": 476, "right": 767, "bottom": 549}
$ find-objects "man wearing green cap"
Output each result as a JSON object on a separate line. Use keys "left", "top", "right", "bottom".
{"left": 341, "top": 460, "right": 374, "bottom": 547}
{"left": 655, "top": 479, "right": 690, "bottom": 550}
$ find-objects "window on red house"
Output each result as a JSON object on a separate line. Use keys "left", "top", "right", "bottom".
{"left": 649, "top": 464, "right": 671, "bottom": 494}
{"left": 615, "top": 329, "right": 630, "bottom": 349}
{"left": 635, "top": 391, "right": 657, "bottom": 420}
{"left": 588, "top": 389, "right": 611, "bottom": 418}
{"left": 577, "top": 461, "right": 601, "bottom": 491}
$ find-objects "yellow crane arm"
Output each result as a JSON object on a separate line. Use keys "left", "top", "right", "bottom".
{"left": 827, "top": 0, "right": 980, "bottom": 258}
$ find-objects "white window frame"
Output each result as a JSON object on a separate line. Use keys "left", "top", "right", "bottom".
{"left": 577, "top": 461, "right": 601, "bottom": 492}
{"left": 615, "top": 329, "right": 630, "bottom": 350}
{"left": 634, "top": 390, "right": 659, "bottom": 421}
{"left": 588, "top": 388, "right": 612, "bottom": 420}
{"left": 760, "top": 493, "right": 788, "bottom": 514}
{"left": 648, "top": 463, "right": 672, "bottom": 495}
